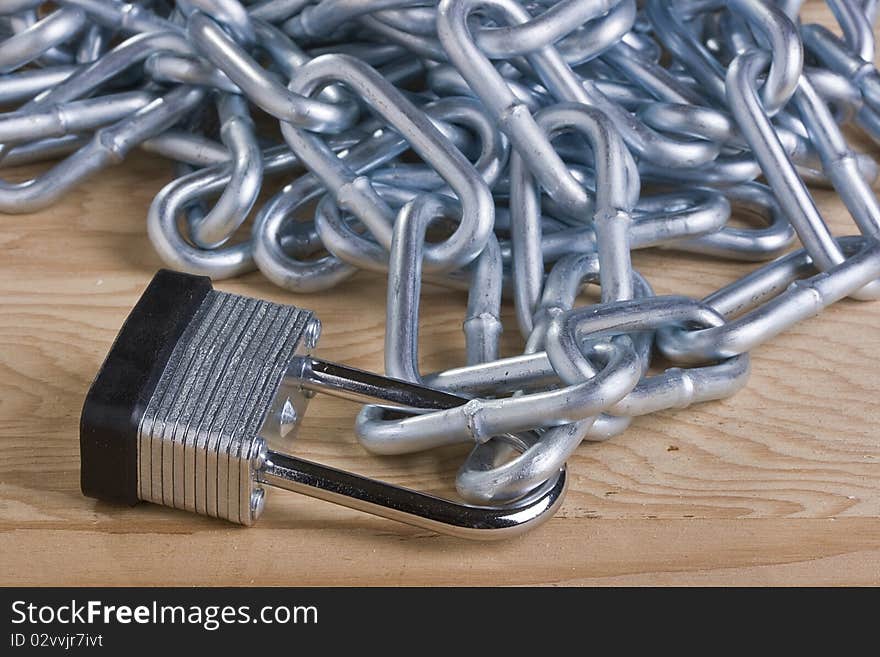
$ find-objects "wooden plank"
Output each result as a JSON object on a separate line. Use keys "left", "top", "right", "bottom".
{"left": 1, "top": 2, "right": 879, "bottom": 586}
{"left": 1, "top": 521, "right": 878, "bottom": 586}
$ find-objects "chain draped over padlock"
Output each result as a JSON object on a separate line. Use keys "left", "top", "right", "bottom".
{"left": 5, "top": 0, "right": 880, "bottom": 509}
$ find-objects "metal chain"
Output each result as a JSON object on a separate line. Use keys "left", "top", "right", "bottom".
{"left": 3, "top": 0, "right": 879, "bottom": 506}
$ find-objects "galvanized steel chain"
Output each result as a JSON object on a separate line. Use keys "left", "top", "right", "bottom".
{"left": 4, "top": 0, "right": 880, "bottom": 509}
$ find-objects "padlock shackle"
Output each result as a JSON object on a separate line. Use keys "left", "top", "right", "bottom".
{"left": 259, "top": 449, "right": 567, "bottom": 540}
{"left": 288, "top": 356, "right": 469, "bottom": 411}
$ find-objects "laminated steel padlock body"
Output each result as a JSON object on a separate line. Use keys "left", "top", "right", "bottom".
{"left": 80, "top": 269, "right": 318, "bottom": 525}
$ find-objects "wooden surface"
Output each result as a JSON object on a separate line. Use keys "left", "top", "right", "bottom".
{"left": 2, "top": 7, "right": 880, "bottom": 587}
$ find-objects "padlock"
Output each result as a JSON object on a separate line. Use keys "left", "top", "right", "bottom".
{"left": 80, "top": 270, "right": 566, "bottom": 539}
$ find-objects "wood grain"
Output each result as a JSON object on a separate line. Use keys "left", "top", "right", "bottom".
{"left": 2, "top": 4, "right": 880, "bottom": 585}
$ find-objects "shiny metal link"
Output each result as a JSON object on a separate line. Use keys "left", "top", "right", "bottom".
{"left": 187, "top": 93, "right": 263, "bottom": 248}
{"left": 0, "top": 7, "right": 85, "bottom": 74}
{"left": 656, "top": 237, "right": 880, "bottom": 363}
{"left": 187, "top": 12, "right": 360, "bottom": 133}
{"left": 727, "top": 48, "right": 880, "bottom": 299}
{"left": 1, "top": 85, "right": 204, "bottom": 212}
{"left": 281, "top": 53, "right": 494, "bottom": 272}
{"left": 5, "top": 0, "right": 880, "bottom": 530}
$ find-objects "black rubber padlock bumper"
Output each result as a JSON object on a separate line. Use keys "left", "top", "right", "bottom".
{"left": 80, "top": 269, "right": 213, "bottom": 505}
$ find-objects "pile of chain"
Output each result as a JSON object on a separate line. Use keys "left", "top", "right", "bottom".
{"left": 4, "top": 0, "right": 880, "bottom": 505}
